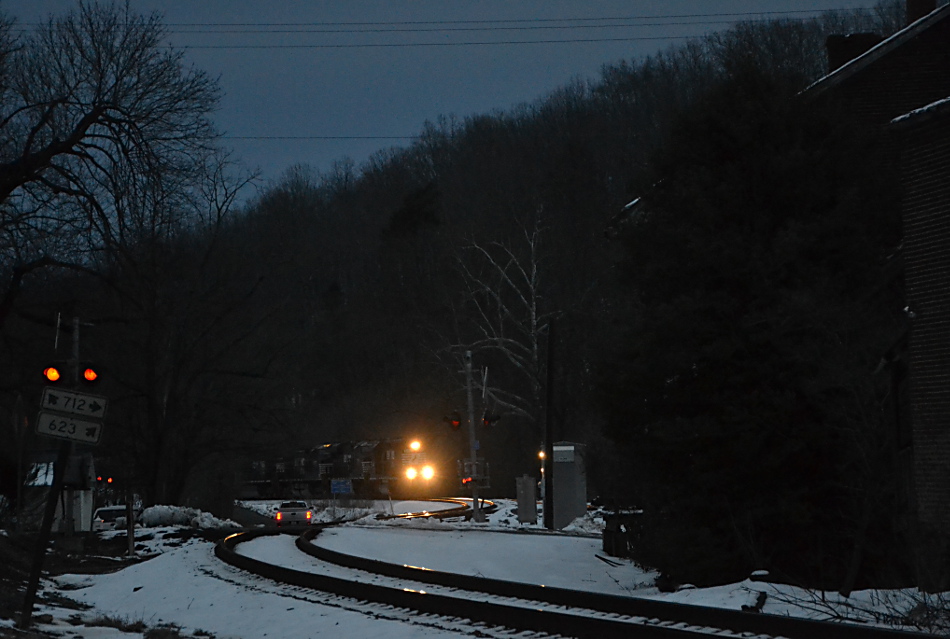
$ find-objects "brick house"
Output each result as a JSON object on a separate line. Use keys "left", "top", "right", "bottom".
{"left": 893, "top": 96, "right": 950, "bottom": 585}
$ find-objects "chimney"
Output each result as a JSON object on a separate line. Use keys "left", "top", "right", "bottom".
{"left": 907, "top": 0, "right": 937, "bottom": 25}
{"left": 826, "top": 33, "right": 884, "bottom": 73}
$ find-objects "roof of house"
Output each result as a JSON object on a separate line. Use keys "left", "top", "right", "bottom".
{"left": 892, "top": 94, "right": 950, "bottom": 127}
{"left": 807, "top": 3, "right": 950, "bottom": 97}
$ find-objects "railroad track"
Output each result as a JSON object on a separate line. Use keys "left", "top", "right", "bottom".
{"left": 374, "top": 497, "right": 486, "bottom": 520}
{"left": 215, "top": 527, "right": 929, "bottom": 639}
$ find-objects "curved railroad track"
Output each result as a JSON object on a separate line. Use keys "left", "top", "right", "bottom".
{"left": 215, "top": 526, "right": 929, "bottom": 639}
{"left": 374, "top": 497, "right": 486, "bottom": 520}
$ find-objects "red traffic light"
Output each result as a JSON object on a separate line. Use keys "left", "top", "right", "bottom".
{"left": 82, "top": 367, "right": 98, "bottom": 382}
{"left": 444, "top": 412, "right": 462, "bottom": 431}
{"left": 43, "top": 366, "right": 62, "bottom": 382}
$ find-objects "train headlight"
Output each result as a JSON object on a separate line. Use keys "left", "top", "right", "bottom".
{"left": 421, "top": 465, "right": 435, "bottom": 480}
{"left": 406, "top": 467, "right": 418, "bottom": 480}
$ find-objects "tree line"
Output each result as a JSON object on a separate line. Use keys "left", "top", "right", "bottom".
{"left": 0, "top": 0, "right": 913, "bottom": 590}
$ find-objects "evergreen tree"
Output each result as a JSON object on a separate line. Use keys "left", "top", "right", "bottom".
{"left": 599, "top": 66, "right": 907, "bottom": 587}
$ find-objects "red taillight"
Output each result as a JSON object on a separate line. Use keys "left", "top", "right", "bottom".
{"left": 306, "top": 511, "right": 312, "bottom": 520}
{"left": 276, "top": 512, "right": 282, "bottom": 521}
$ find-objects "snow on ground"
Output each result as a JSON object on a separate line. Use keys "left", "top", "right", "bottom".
{"left": 1, "top": 500, "right": 941, "bottom": 638}
{"left": 311, "top": 524, "right": 654, "bottom": 594}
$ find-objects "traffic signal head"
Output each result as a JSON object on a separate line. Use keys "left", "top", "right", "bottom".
{"left": 82, "top": 366, "right": 98, "bottom": 383}
{"left": 444, "top": 411, "right": 462, "bottom": 431}
{"left": 482, "top": 411, "right": 500, "bottom": 427}
{"left": 43, "top": 366, "right": 62, "bottom": 383}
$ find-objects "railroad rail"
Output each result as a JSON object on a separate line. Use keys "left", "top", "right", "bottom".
{"left": 376, "top": 497, "right": 495, "bottom": 520}
{"left": 215, "top": 528, "right": 929, "bottom": 639}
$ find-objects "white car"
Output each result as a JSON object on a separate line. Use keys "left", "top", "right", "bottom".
{"left": 92, "top": 505, "right": 130, "bottom": 532}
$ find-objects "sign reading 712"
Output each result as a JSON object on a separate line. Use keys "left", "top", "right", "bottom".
{"left": 40, "top": 387, "right": 108, "bottom": 419}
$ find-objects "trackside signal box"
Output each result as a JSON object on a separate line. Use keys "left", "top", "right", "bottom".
{"left": 552, "top": 442, "right": 587, "bottom": 530}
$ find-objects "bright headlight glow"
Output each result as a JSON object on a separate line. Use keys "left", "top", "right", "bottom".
{"left": 406, "top": 467, "right": 418, "bottom": 480}
{"left": 421, "top": 465, "right": 435, "bottom": 480}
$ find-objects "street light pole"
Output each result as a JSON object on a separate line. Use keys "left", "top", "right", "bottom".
{"left": 464, "top": 351, "right": 485, "bottom": 522}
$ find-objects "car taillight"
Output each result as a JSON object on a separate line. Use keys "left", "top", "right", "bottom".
{"left": 306, "top": 511, "right": 312, "bottom": 520}
{"left": 276, "top": 512, "right": 282, "bottom": 521}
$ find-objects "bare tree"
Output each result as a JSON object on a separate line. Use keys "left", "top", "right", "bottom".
{"left": 453, "top": 215, "right": 554, "bottom": 428}
{"left": 0, "top": 0, "right": 220, "bottom": 325}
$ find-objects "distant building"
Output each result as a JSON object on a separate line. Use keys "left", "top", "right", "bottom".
{"left": 20, "top": 452, "right": 97, "bottom": 533}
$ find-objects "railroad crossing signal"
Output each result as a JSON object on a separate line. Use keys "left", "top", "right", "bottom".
{"left": 42, "top": 362, "right": 99, "bottom": 384}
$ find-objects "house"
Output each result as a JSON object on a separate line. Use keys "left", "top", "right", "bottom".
{"left": 892, "top": 95, "right": 950, "bottom": 587}
{"left": 807, "top": 0, "right": 950, "bottom": 586}
{"left": 807, "top": 0, "right": 950, "bottom": 126}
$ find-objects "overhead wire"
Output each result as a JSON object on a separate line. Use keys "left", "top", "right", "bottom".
{"left": 11, "top": 7, "right": 875, "bottom": 141}
{"left": 165, "top": 9, "right": 870, "bottom": 49}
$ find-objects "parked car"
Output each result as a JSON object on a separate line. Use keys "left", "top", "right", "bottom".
{"left": 92, "top": 505, "right": 130, "bottom": 532}
{"left": 275, "top": 500, "right": 312, "bottom": 527}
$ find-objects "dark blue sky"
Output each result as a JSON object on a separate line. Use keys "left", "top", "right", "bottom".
{"left": 6, "top": 1, "right": 873, "bottom": 186}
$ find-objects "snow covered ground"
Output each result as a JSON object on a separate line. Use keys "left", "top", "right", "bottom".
{"left": 1, "top": 499, "right": 943, "bottom": 638}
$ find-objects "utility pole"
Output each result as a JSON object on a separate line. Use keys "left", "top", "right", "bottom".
{"left": 543, "top": 318, "right": 555, "bottom": 530}
{"left": 464, "top": 351, "right": 485, "bottom": 522}
{"left": 19, "top": 317, "right": 81, "bottom": 629}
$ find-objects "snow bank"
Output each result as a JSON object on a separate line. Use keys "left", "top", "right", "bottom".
{"left": 140, "top": 505, "right": 239, "bottom": 529}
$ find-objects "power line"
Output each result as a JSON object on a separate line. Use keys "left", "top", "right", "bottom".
{"left": 180, "top": 36, "right": 698, "bottom": 49}
{"left": 225, "top": 136, "right": 416, "bottom": 140}
{"left": 14, "top": 8, "right": 873, "bottom": 31}
{"left": 150, "top": 9, "right": 877, "bottom": 27}
{"left": 159, "top": 20, "right": 790, "bottom": 35}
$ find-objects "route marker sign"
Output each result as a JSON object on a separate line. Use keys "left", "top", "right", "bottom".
{"left": 41, "top": 388, "right": 108, "bottom": 419}
{"left": 35, "top": 411, "right": 103, "bottom": 445}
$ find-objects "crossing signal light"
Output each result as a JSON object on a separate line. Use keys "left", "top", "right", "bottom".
{"left": 42, "top": 362, "right": 99, "bottom": 384}
{"left": 482, "top": 411, "right": 500, "bottom": 427}
{"left": 461, "top": 476, "right": 473, "bottom": 485}
{"left": 443, "top": 411, "right": 462, "bottom": 431}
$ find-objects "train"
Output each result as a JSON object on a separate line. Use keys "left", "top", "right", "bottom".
{"left": 239, "top": 438, "right": 450, "bottom": 500}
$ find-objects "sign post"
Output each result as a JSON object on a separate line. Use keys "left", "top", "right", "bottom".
{"left": 20, "top": 316, "right": 108, "bottom": 630}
